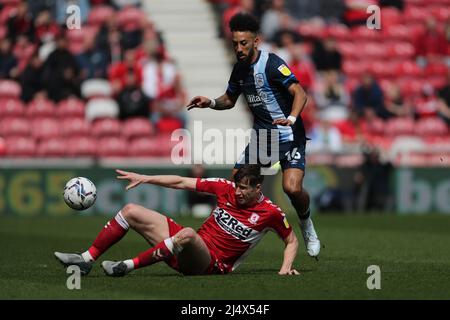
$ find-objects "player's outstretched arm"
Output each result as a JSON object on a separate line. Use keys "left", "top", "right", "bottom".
{"left": 116, "top": 169, "right": 197, "bottom": 191}
{"left": 187, "top": 93, "right": 238, "bottom": 111}
{"left": 272, "top": 83, "right": 308, "bottom": 126}
{"left": 278, "top": 231, "right": 300, "bottom": 275}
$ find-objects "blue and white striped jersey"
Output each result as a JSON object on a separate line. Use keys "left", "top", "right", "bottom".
{"left": 226, "top": 50, "right": 306, "bottom": 143}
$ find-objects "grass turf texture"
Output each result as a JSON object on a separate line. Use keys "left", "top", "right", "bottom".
{"left": 1, "top": 213, "right": 449, "bottom": 300}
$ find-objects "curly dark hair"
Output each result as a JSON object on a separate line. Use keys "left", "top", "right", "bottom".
{"left": 229, "top": 12, "right": 260, "bottom": 34}
{"left": 233, "top": 164, "right": 264, "bottom": 187}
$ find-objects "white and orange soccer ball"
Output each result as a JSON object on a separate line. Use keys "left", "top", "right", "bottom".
{"left": 63, "top": 177, "right": 97, "bottom": 210}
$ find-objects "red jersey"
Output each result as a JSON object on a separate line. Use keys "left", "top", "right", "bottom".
{"left": 195, "top": 178, "right": 292, "bottom": 273}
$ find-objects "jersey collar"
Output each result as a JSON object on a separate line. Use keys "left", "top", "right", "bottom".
{"left": 250, "top": 50, "right": 261, "bottom": 67}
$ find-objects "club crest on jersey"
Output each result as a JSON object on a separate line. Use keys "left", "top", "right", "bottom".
{"left": 214, "top": 208, "right": 253, "bottom": 240}
{"left": 248, "top": 213, "right": 260, "bottom": 225}
{"left": 255, "top": 73, "right": 264, "bottom": 88}
{"left": 277, "top": 64, "right": 291, "bottom": 76}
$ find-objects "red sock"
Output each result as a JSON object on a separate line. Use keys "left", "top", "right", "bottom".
{"left": 132, "top": 240, "right": 174, "bottom": 269}
{"left": 88, "top": 215, "right": 128, "bottom": 260}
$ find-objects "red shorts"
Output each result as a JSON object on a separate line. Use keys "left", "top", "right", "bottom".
{"left": 165, "top": 217, "right": 227, "bottom": 275}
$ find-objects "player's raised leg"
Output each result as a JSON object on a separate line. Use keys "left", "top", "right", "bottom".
{"left": 102, "top": 225, "right": 212, "bottom": 277}
{"left": 282, "top": 168, "right": 320, "bottom": 257}
{"left": 55, "top": 203, "right": 170, "bottom": 275}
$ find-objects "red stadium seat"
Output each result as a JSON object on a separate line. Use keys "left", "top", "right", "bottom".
{"left": 0, "top": 137, "right": 5, "bottom": 156}
{"left": 66, "top": 136, "right": 97, "bottom": 157}
{"left": 370, "top": 60, "right": 395, "bottom": 79}
{"left": 415, "top": 117, "right": 448, "bottom": 136}
{"left": 297, "top": 22, "right": 327, "bottom": 39}
{"left": 337, "top": 42, "right": 357, "bottom": 59}
{"left": 154, "top": 134, "right": 182, "bottom": 157}
{"left": 429, "top": 6, "right": 450, "bottom": 22}
{"left": 36, "top": 138, "right": 67, "bottom": 157}
{"left": 61, "top": 118, "right": 91, "bottom": 137}
{"left": 326, "top": 24, "right": 350, "bottom": 41}
{"left": 0, "top": 98, "right": 25, "bottom": 117}
{"left": 0, "top": 80, "right": 21, "bottom": 99}
{"left": 5, "top": 136, "right": 36, "bottom": 157}
{"left": 0, "top": 26, "right": 7, "bottom": 40}
{"left": 57, "top": 97, "right": 85, "bottom": 118}
{"left": 97, "top": 137, "right": 128, "bottom": 157}
{"left": 156, "top": 117, "right": 183, "bottom": 134}
{"left": 424, "top": 62, "right": 448, "bottom": 77}
{"left": 0, "top": 117, "right": 30, "bottom": 137}
{"left": 394, "top": 60, "right": 422, "bottom": 77}
{"left": 350, "top": 26, "right": 381, "bottom": 41}
{"left": 388, "top": 42, "right": 415, "bottom": 59}
{"left": 342, "top": 60, "right": 368, "bottom": 78}
{"left": 122, "top": 117, "right": 155, "bottom": 139}
{"left": 385, "top": 117, "right": 415, "bottom": 136}
{"left": 404, "top": 6, "right": 430, "bottom": 23}
{"left": 31, "top": 118, "right": 61, "bottom": 140}
{"left": 399, "top": 78, "right": 423, "bottom": 97}
{"left": 26, "top": 97, "right": 56, "bottom": 118}
{"left": 87, "top": 5, "right": 115, "bottom": 26}
{"left": 360, "top": 118, "right": 386, "bottom": 135}
{"left": 129, "top": 137, "right": 160, "bottom": 157}
{"left": 380, "top": 7, "right": 403, "bottom": 27}
{"left": 92, "top": 118, "right": 122, "bottom": 137}
{"left": 360, "top": 42, "right": 387, "bottom": 59}
{"left": 383, "top": 25, "right": 412, "bottom": 42}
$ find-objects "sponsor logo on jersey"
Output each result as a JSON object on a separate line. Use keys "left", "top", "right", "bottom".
{"left": 277, "top": 64, "right": 292, "bottom": 76}
{"left": 248, "top": 213, "right": 260, "bottom": 225}
{"left": 213, "top": 207, "right": 253, "bottom": 240}
{"left": 246, "top": 94, "right": 262, "bottom": 104}
{"left": 255, "top": 73, "right": 265, "bottom": 88}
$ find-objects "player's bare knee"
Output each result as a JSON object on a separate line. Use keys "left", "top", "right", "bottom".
{"left": 121, "top": 203, "right": 139, "bottom": 226}
{"left": 175, "top": 227, "right": 197, "bottom": 246}
{"left": 283, "top": 182, "right": 303, "bottom": 198}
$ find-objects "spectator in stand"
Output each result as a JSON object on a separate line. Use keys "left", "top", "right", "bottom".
{"left": 260, "top": 0, "right": 295, "bottom": 42}
{"left": 413, "top": 84, "right": 440, "bottom": 119}
{"left": 20, "top": 53, "right": 44, "bottom": 102}
{"left": 352, "top": 146, "right": 393, "bottom": 212}
{"left": 282, "top": 41, "right": 316, "bottom": 93}
{"left": 0, "top": 38, "right": 19, "bottom": 79}
{"left": 41, "top": 36, "right": 81, "bottom": 102}
{"left": 222, "top": 0, "right": 255, "bottom": 39}
{"left": 76, "top": 36, "right": 110, "bottom": 80}
{"left": 34, "top": 9, "right": 61, "bottom": 45}
{"left": 352, "top": 72, "right": 389, "bottom": 120}
{"left": 313, "top": 70, "right": 350, "bottom": 121}
{"left": 109, "top": 49, "right": 143, "bottom": 94}
{"left": 307, "top": 115, "right": 343, "bottom": 154}
{"left": 415, "top": 17, "right": 447, "bottom": 62}
{"left": 437, "top": 71, "right": 450, "bottom": 125}
{"left": 384, "top": 83, "right": 413, "bottom": 118}
{"left": 95, "top": 17, "right": 122, "bottom": 64}
{"left": 6, "top": 0, "right": 34, "bottom": 43}
{"left": 311, "top": 37, "right": 342, "bottom": 73}
{"left": 117, "top": 71, "right": 150, "bottom": 120}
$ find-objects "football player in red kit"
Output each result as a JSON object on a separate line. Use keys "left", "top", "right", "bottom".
{"left": 55, "top": 165, "right": 299, "bottom": 276}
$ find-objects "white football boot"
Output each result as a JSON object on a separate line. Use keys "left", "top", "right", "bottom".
{"left": 54, "top": 252, "right": 93, "bottom": 275}
{"left": 101, "top": 261, "right": 132, "bottom": 277}
{"left": 299, "top": 218, "right": 321, "bottom": 258}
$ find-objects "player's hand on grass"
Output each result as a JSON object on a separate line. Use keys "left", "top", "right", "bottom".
{"left": 272, "top": 118, "right": 293, "bottom": 126}
{"left": 278, "top": 269, "right": 300, "bottom": 275}
{"left": 187, "top": 96, "right": 212, "bottom": 110}
{"left": 116, "top": 169, "right": 145, "bottom": 191}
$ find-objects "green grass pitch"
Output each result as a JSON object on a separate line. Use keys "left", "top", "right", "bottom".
{"left": 1, "top": 213, "right": 449, "bottom": 299}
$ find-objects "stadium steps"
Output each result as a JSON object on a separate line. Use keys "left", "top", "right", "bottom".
{"left": 142, "top": 0, "right": 251, "bottom": 162}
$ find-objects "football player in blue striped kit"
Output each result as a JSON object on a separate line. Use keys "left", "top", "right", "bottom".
{"left": 187, "top": 13, "right": 320, "bottom": 258}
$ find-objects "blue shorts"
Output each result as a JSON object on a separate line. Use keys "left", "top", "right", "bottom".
{"left": 234, "top": 139, "right": 306, "bottom": 172}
